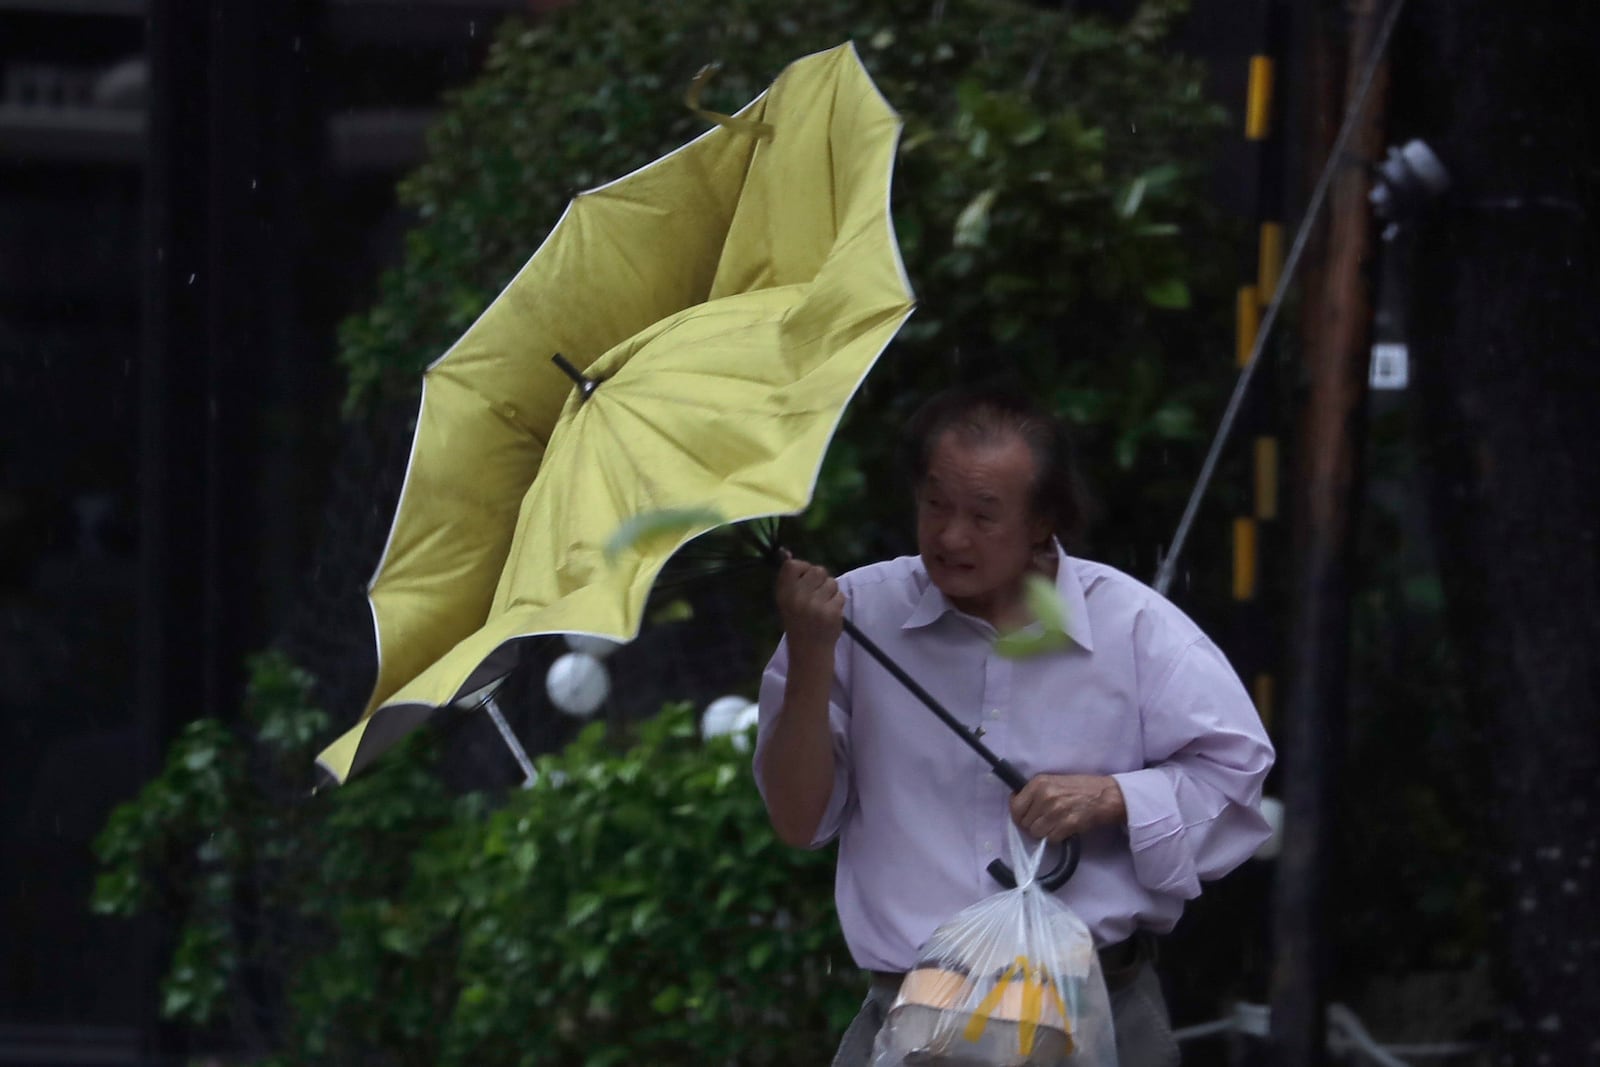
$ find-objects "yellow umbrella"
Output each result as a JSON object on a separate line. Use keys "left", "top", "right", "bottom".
{"left": 317, "top": 42, "right": 915, "bottom": 784}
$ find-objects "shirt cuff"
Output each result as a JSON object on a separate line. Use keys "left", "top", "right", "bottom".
{"left": 1112, "top": 767, "right": 1201, "bottom": 899}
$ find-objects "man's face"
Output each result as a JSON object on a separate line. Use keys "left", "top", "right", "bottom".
{"left": 915, "top": 430, "right": 1051, "bottom": 617}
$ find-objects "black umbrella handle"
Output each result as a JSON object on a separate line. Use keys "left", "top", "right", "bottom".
{"left": 985, "top": 838, "right": 1081, "bottom": 893}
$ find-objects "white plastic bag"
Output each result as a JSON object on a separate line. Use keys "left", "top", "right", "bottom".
{"left": 870, "top": 823, "right": 1118, "bottom": 1066}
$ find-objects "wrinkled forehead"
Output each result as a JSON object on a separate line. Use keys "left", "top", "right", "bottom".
{"left": 919, "top": 429, "right": 1039, "bottom": 499}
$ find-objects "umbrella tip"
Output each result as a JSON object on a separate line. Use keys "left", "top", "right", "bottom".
{"left": 552, "top": 353, "right": 599, "bottom": 402}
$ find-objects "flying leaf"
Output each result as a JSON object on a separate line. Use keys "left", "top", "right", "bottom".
{"left": 604, "top": 506, "right": 726, "bottom": 564}
{"left": 1117, "top": 176, "right": 1147, "bottom": 218}
{"left": 994, "top": 574, "right": 1072, "bottom": 660}
{"left": 953, "top": 187, "right": 999, "bottom": 249}
{"left": 649, "top": 599, "right": 695, "bottom": 625}
{"left": 994, "top": 628, "right": 1070, "bottom": 660}
{"left": 1023, "top": 573, "right": 1068, "bottom": 633}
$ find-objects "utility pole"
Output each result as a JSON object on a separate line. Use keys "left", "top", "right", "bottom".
{"left": 1268, "top": 0, "right": 1389, "bottom": 1063}
{"left": 1400, "top": 2, "right": 1600, "bottom": 1062}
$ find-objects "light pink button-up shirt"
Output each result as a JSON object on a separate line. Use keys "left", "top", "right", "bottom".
{"left": 755, "top": 547, "right": 1275, "bottom": 971}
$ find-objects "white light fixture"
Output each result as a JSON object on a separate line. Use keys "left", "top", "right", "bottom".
{"left": 546, "top": 652, "right": 610, "bottom": 717}
{"left": 729, "top": 703, "right": 760, "bottom": 753}
{"left": 701, "top": 695, "right": 755, "bottom": 740}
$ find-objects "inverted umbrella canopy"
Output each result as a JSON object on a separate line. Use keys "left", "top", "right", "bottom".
{"left": 317, "top": 42, "right": 915, "bottom": 784}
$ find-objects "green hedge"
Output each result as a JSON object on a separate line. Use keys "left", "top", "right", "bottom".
{"left": 94, "top": 654, "right": 852, "bottom": 1065}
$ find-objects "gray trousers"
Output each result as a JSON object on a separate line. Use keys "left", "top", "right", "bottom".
{"left": 830, "top": 957, "right": 1180, "bottom": 1067}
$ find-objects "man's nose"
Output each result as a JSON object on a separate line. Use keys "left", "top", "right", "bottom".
{"left": 938, "top": 518, "right": 971, "bottom": 550}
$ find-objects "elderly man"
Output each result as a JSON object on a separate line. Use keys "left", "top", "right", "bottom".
{"left": 754, "top": 385, "right": 1275, "bottom": 1067}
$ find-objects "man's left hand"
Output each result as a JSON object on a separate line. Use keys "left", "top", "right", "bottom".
{"left": 1010, "top": 774, "right": 1127, "bottom": 843}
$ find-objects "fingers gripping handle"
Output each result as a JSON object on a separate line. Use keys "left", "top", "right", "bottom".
{"left": 986, "top": 759, "right": 1080, "bottom": 891}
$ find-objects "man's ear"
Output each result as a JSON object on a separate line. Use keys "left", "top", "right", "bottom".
{"left": 1029, "top": 513, "right": 1054, "bottom": 550}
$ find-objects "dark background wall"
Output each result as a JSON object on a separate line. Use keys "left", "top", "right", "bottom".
{"left": 1, "top": 2, "right": 540, "bottom": 1059}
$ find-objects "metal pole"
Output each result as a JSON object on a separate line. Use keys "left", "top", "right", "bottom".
{"left": 1268, "top": 1, "right": 1392, "bottom": 1063}
{"left": 483, "top": 693, "right": 540, "bottom": 788}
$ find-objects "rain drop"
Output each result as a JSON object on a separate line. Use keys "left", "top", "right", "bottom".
{"left": 469, "top": 20, "right": 477, "bottom": 37}
{"left": 188, "top": 272, "right": 196, "bottom": 285}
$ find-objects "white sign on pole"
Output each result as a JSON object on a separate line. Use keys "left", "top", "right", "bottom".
{"left": 1370, "top": 342, "right": 1410, "bottom": 390}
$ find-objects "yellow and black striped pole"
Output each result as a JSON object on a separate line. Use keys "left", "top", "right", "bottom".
{"left": 1231, "top": 0, "right": 1288, "bottom": 735}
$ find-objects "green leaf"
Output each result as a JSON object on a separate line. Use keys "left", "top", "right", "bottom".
{"left": 1143, "top": 277, "right": 1191, "bottom": 309}
{"left": 993, "top": 628, "right": 1071, "bottom": 660}
{"left": 162, "top": 986, "right": 193, "bottom": 1018}
{"left": 1149, "top": 403, "right": 1198, "bottom": 439}
{"left": 1139, "top": 162, "right": 1182, "bottom": 190}
{"left": 1117, "top": 176, "right": 1147, "bottom": 218}
{"left": 994, "top": 575, "right": 1071, "bottom": 659}
{"left": 1023, "top": 573, "right": 1068, "bottom": 633}
{"left": 953, "top": 187, "right": 998, "bottom": 249}
{"left": 648, "top": 598, "right": 695, "bottom": 625}
{"left": 603, "top": 506, "right": 726, "bottom": 564}
{"left": 651, "top": 985, "right": 684, "bottom": 1014}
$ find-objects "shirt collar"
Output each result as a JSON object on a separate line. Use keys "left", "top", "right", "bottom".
{"left": 902, "top": 542, "right": 1095, "bottom": 652}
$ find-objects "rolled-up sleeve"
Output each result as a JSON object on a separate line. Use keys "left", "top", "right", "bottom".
{"left": 754, "top": 633, "right": 855, "bottom": 848}
{"left": 1112, "top": 637, "right": 1275, "bottom": 899}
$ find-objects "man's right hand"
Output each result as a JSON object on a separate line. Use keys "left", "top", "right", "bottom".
{"left": 764, "top": 554, "right": 846, "bottom": 848}
{"left": 775, "top": 555, "right": 845, "bottom": 654}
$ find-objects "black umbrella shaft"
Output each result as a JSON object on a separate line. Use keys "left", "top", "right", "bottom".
{"left": 840, "top": 616, "right": 1027, "bottom": 793}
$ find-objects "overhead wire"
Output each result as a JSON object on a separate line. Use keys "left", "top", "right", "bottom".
{"left": 1152, "top": 0, "right": 1409, "bottom": 596}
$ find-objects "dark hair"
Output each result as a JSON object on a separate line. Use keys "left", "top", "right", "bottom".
{"left": 900, "top": 384, "right": 1095, "bottom": 551}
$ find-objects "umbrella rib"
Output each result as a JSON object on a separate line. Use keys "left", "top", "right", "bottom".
{"left": 588, "top": 399, "right": 665, "bottom": 513}
{"left": 522, "top": 406, "right": 646, "bottom": 583}
{"left": 601, "top": 392, "right": 740, "bottom": 488}
{"left": 627, "top": 360, "right": 783, "bottom": 390}
{"left": 611, "top": 386, "right": 767, "bottom": 417}
{"left": 577, "top": 405, "right": 636, "bottom": 511}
